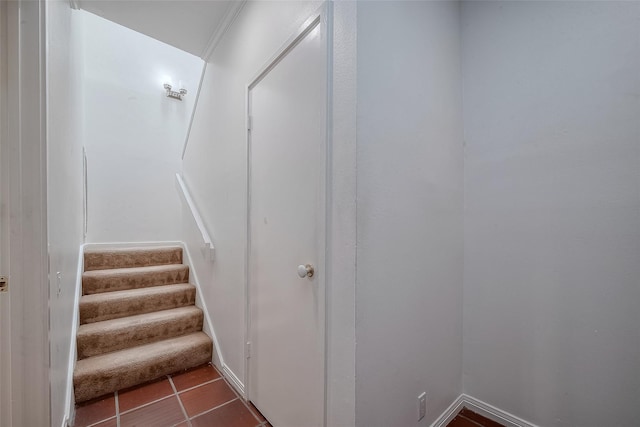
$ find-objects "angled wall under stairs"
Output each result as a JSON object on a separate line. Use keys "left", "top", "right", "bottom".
{"left": 73, "top": 246, "right": 213, "bottom": 403}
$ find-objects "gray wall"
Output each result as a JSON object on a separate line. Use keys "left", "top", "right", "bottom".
{"left": 356, "top": 2, "right": 464, "bottom": 426}
{"left": 461, "top": 2, "right": 640, "bottom": 426}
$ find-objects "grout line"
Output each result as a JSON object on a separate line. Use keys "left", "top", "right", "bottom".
{"left": 85, "top": 415, "right": 117, "bottom": 427}
{"left": 174, "top": 376, "right": 224, "bottom": 394}
{"left": 114, "top": 391, "right": 120, "bottom": 427}
{"left": 118, "top": 394, "right": 175, "bottom": 416}
{"left": 187, "top": 397, "right": 239, "bottom": 421}
{"left": 223, "top": 374, "right": 263, "bottom": 424}
{"left": 169, "top": 376, "right": 192, "bottom": 427}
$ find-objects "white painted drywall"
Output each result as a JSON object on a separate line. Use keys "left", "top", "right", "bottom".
{"left": 46, "top": 4, "right": 85, "bottom": 426}
{"left": 326, "top": 2, "right": 358, "bottom": 425}
{"left": 5, "top": 1, "right": 50, "bottom": 425}
{"left": 355, "top": 2, "right": 464, "bottom": 426}
{"left": 82, "top": 11, "right": 202, "bottom": 243}
{"left": 78, "top": 0, "right": 234, "bottom": 58}
{"left": 461, "top": 2, "right": 640, "bottom": 426}
{"left": 181, "top": 0, "right": 323, "bottom": 391}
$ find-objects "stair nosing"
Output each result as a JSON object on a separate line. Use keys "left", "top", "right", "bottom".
{"left": 82, "top": 264, "right": 188, "bottom": 277}
{"left": 79, "top": 283, "right": 196, "bottom": 302}
{"left": 74, "top": 331, "right": 211, "bottom": 371}
{"left": 77, "top": 306, "right": 203, "bottom": 335}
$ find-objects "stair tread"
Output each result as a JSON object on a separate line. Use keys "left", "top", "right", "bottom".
{"left": 75, "top": 331, "right": 210, "bottom": 373}
{"left": 77, "top": 306, "right": 204, "bottom": 359}
{"left": 80, "top": 283, "right": 195, "bottom": 304}
{"left": 82, "top": 264, "right": 190, "bottom": 295}
{"left": 79, "top": 283, "right": 196, "bottom": 324}
{"left": 84, "top": 246, "right": 183, "bottom": 271}
{"left": 83, "top": 263, "right": 187, "bottom": 277}
{"left": 84, "top": 245, "right": 182, "bottom": 255}
{"left": 74, "top": 332, "right": 212, "bottom": 402}
{"left": 78, "top": 306, "right": 202, "bottom": 336}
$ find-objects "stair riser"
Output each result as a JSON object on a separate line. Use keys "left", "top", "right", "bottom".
{"left": 77, "top": 311, "right": 204, "bottom": 359}
{"left": 84, "top": 247, "right": 183, "bottom": 271}
{"left": 83, "top": 266, "right": 189, "bottom": 295}
{"left": 73, "top": 336, "right": 212, "bottom": 403}
{"left": 80, "top": 286, "right": 196, "bottom": 324}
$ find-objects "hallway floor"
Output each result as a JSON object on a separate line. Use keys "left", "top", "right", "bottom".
{"left": 73, "top": 362, "right": 501, "bottom": 427}
{"left": 446, "top": 407, "right": 505, "bottom": 427}
{"left": 73, "top": 363, "right": 271, "bottom": 427}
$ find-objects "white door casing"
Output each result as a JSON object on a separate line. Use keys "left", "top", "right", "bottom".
{"left": 0, "top": 1, "right": 10, "bottom": 424}
{"left": 1, "top": 1, "right": 50, "bottom": 426}
{"left": 246, "top": 7, "right": 329, "bottom": 427}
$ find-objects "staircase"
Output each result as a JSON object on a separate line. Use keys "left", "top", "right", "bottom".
{"left": 73, "top": 246, "right": 212, "bottom": 403}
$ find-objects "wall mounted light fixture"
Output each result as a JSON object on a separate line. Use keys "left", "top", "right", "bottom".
{"left": 163, "top": 83, "right": 187, "bottom": 101}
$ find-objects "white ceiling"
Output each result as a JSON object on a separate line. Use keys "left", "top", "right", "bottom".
{"left": 77, "top": 0, "right": 238, "bottom": 58}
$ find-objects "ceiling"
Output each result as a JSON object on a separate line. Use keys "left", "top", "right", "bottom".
{"left": 77, "top": 0, "right": 240, "bottom": 58}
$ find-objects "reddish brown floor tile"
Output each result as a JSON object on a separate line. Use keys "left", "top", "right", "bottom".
{"left": 171, "top": 363, "right": 221, "bottom": 391}
{"left": 190, "top": 399, "right": 260, "bottom": 427}
{"left": 120, "top": 396, "right": 186, "bottom": 427}
{"left": 118, "top": 377, "right": 174, "bottom": 413}
{"left": 447, "top": 414, "right": 484, "bottom": 427}
{"left": 74, "top": 394, "right": 116, "bottom": 427}
{"left": 92, "top": 418, "right": 118, "bottom": 427}
{"left": 459, "top": 408, "right": 505, "bottom": 427}
{"left": 173, "top": 423, "right": 189, "bottom": 427}
{"left": 248, "top": 401, "right": 266, "bottom": 422}
{"left": 179, "top": 379, "right": 236, "bottom": 417}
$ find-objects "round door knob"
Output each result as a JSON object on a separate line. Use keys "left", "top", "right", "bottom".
{"left": 297, "top": 264, "right": 314, "bottom": 278}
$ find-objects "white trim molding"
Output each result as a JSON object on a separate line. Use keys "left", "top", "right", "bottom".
{"left": 431, "top": 394, "right": 539, "bottom": 427}
{"left": 179, "top": 241, "right": 224, "bottom": 371}
{"left": 222, "top": 365, "right": 246, "bottom": 399}
{"left": 181, "top": 62, "right": 207, "bottom": 160}
{"left": 63, "top": 244, "right": 86, "bottom": 427}
{"left": 200, "top": 0, "right": 247, "bottom": 61}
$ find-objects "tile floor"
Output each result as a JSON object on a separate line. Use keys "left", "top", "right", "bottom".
{"left": 446, "top": 407, "right": 505, "bottom": 427}
{"left": 73, "top": 363, "right": 271, "bottom": 427}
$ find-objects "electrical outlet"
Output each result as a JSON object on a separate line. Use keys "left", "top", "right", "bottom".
{"left": 418, "top": 392, "right": 427, "bottom": 421}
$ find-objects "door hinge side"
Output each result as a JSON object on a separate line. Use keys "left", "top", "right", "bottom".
{"left": 246, "top": 341, "right": 251, "bottom": 359}
{"left": 0, "top": 276, "right": 8, "bottom": 292}
{"left": 247, "top": 115, "right": 252, "bottom": 131}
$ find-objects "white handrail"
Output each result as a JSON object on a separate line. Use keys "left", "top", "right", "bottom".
{"left": 176, "top": 173, "right": 215, "bottom": 262}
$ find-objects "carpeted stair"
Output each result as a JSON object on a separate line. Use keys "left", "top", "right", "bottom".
{"left": 73, "top": 246, "right": 212, "bottom": 403}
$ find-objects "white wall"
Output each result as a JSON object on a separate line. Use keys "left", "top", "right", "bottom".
{"left": 355, "top": 2, "right": 464, "bottom": 426}
{"left": 83, "top": 11, "right": 202, "bottom": 243}
{"left": 462, "top": 2, "right": 640, "bottom": 426}
{"left": 46, "top": 2, "right": 85, "bottom": 427}
{"left": 182, "top": 0, "right": 323, "bottom": 392}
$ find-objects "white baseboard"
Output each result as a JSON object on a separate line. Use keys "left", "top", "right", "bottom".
{"left": 430, "top": 395, "right": 466, "bottom": 427}
{"left": 431, "top": 394, "right": 538, "bottom": 427}
{"left": 63, "top": 244, "right": 85, "bottom": 427}
{"left": 179, "top": 242, "right": 225, "bottom": 370}
{"left": 83, "top": 241, "right": 184, "bottom": 250}
{"left": 222, "top": 364, "right": 246, "bottom": 399}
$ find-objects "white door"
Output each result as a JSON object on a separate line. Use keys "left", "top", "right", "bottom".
{"left": 247, "top": 11, "right": 328, "bottom": 427}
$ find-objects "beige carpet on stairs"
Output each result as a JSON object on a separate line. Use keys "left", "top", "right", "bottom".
{"left": 73, "top": 246, "right": 213, "bottom": 403}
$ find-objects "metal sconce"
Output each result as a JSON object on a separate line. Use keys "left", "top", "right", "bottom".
{"left": 163, "top": 83, "right": 187, "bottom": 101}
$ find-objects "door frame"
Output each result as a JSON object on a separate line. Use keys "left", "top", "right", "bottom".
{"left": 244, "top": 3, "right": 332, "bottom": 423}
{"left": 0, "top": 1, "right": 50, "bottom": 426}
